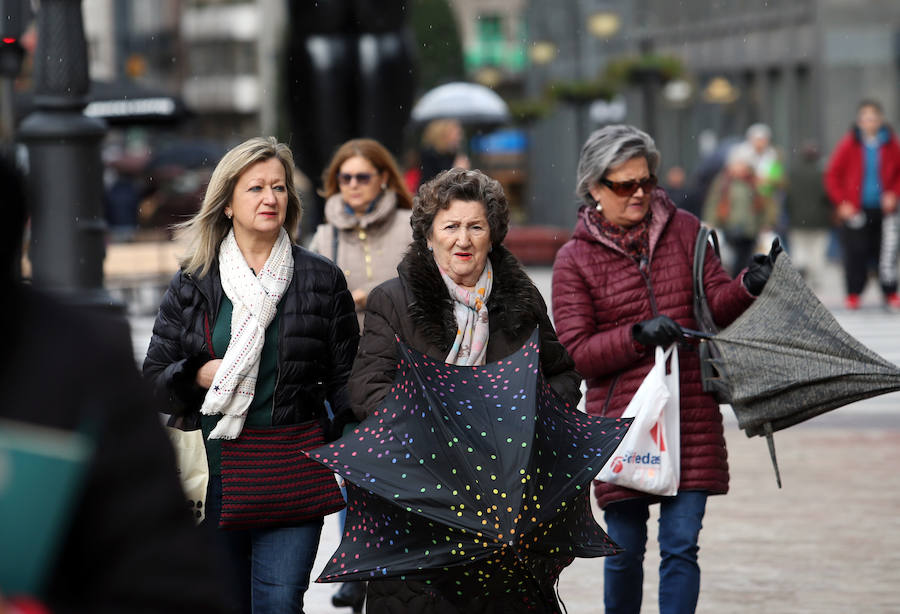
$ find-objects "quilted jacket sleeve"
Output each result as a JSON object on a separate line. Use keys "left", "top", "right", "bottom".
{"left": 142, "top": 272, "right": 208, "bottom": 415}
{"left": 552, "top": 243, "right": 644, "bottom": 380}
{"left": 349, "top": 282, "right": 402, "bottom": 421}
{"left": 530, "top": 285, "right": 582, "bottom": 407}
{"left": 325, "top": 265, "right": 360, "bottom": 437}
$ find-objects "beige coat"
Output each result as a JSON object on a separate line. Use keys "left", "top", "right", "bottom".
{"left": 308, "top": 190, "right": 412, "bottom": 330}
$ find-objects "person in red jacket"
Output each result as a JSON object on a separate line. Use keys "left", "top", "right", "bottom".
{"left": 552, "top": 125, "right": 777, "bottom": 614}
{"left": 824, "top": 99, "right": 900, "bottom": 311}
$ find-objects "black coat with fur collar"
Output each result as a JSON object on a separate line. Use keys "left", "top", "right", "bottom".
{"left": 350, "top": 244, "right": 580, "bottom": 613}
{"left": 350, "top": 243, "right": 581, "bottom": 421}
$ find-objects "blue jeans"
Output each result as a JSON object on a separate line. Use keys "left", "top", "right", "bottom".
{"left": 205, "top": 476, "right": 323, "bottom": 614}
{"left": 603, "top": 491, "right": 708, "bottom": 614}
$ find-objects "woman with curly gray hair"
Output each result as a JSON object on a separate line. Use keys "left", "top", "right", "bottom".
{"left": 349, "top": 167, "right": 582, "bottom": 613}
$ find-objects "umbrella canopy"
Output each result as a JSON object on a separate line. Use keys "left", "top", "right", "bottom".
{"left": 146, "top": 140, "right": 225, "bottom": 171}
{"left": 84, "top": 79, "right": 190, "bottom": 125}
{"left": 410, "top": 81, "right": 511, "bottom": 125}
{"left": 697, "top": 252, "right": 900, "bottom": 482}
{"left": 707, "top": 252, "right": 900, "bottom": 435}
{"left": 308, "top": 331, "right": 630, "bottom": 609}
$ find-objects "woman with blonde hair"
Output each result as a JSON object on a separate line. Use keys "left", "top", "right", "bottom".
{"left": 144, "top": 136, "right": 359, "bottom": 613}
{"left": 309, "top": 138, "right": 414, "bottom": 329}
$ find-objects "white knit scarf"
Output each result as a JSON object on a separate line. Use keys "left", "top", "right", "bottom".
{"left": 438, "top": 259, "right": 493, "bottom": 366}
{"left": 200, "top": 228, "right": 294, "bottom": 439}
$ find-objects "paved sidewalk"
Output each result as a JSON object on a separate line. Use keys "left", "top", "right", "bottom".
{"left": 302, "top": 420, "right": 900, "bottom": 614}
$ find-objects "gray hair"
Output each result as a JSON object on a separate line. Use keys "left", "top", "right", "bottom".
{"left": 575, "top": 125, "right": 660, "bottom": 205}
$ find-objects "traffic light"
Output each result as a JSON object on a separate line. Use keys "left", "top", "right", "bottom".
{"left": 0, "top": 0, "right": 32, "bottom": 77}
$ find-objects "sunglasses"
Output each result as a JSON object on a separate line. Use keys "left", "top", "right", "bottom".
{"left": 599, "top": 175, "right": 657, "bottom": 197}
{"left": 338, "top": 172, "right": 374, "bottom": 186}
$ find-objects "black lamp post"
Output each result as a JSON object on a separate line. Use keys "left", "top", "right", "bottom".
{"left": 18, "top": 0, "right": 117, "bottom": 309}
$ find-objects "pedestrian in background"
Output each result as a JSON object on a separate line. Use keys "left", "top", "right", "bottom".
{"left": 703, "top": 145, "right": 778, "bottom": 276}
{"left": 824, "top": 99, "right": 900, "bottom": 311}
{"left": 143, "top": 136, "right": 359, "bottom": 613}
{"left": 309, "top": 137, "right": 413, "bottom": 611}
{"left": 417, "top": 118, "right": 470, "bottom": 187}
{"left": 662, "top": 165, "right": 696, "bottom": 216}
{"left": 553, "top": 125, "right": 776, "bottom": 614}
{"left": 784, "top": 142, "right": 833, "bottom": 291}
{"left": 351, "top": 168, "right": 582, "bottom": 613}
{"left": 0, "top": 153, "right": 236, "bottom": 614}
{"left": 310, "top": 138, "right": 414, "bottom": 331}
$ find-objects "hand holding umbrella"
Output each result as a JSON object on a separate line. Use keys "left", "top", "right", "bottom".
{"left": 307, "top": 331, "right": 631, "bottom": 609}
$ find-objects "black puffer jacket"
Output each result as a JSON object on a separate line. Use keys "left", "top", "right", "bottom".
{"left": 351, "top": 244, "right": 581, "bottom": 614}
{"left": 143, "top": 245, "right": 359, "bottom": 437}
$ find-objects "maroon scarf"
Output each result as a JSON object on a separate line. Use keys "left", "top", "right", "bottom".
{"left": 586, "top": 206, "right": 653, "bottom": 261}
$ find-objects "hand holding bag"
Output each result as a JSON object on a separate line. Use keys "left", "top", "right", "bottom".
{"left": 597, "top": 345, "right": 680, "bottom": 496}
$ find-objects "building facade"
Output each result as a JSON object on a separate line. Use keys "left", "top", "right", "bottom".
{"left": 524, "top": 0, "right": 900, "bottom": 229}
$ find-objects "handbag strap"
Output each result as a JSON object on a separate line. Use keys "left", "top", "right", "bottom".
{"left": 692, "top": 225, "right": 721, "bottom": 335}
{"left": 331, "top": 224, "right": 339, "bottom": 264}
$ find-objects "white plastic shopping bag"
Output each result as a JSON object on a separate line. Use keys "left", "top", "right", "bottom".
{"left": 597, "top": 345, "right": 680, "bottom": 496}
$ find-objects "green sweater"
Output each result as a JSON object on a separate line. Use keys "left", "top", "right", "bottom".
{"left": 201, "top": 296, "right": 280, "bottom": 474}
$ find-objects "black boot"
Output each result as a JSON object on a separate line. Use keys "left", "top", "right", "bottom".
{"left": 332, "top": 582, "right": 366, "bottom": 613}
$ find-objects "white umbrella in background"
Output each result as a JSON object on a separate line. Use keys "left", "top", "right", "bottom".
{"left": 411, "top": 81, "right": 510, "bottom": 125}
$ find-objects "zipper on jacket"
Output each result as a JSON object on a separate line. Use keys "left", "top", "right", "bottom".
{"left": 599, "top": 374, "right": 621, "bottom": 417}
{"left": 271, "top": 309, "right": 283, "bottom": 423}
{"left": 636, "top": 255, "right": 661, "bottom": 317}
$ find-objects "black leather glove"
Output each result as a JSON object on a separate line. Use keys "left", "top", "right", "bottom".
{"left": 632, "top": 315, "right": 683, "bottom": 348}
{"left": 743, "top": 238, "right": 783, "bottom": 296}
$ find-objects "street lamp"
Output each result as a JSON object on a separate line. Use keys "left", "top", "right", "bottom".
{"left": 529, "top": 41, "right": 557, "bottom": 65}
{"left": 587, "top": 12, "right": 621, "bottom": 39}
{"left": 18, "top": 0, "right": 117, "bottom": 310}
{"left": 702, "top": 76, "right": 739, "bottom": 104}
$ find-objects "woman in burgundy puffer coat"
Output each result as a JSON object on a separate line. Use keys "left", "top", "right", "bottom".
{"left": 552, "top": 125, "right": 778, "bottom": 614}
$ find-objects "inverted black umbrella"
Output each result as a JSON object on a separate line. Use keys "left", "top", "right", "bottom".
{"left": 686, "top": 250, "right": 900, "bottom": 484}
{"left": 307, "top": 331, "right": 630, "bottom": 610}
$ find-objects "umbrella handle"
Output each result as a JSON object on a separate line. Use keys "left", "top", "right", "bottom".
{"left": 680, "top": 327, "right": 714, "bottom": 340}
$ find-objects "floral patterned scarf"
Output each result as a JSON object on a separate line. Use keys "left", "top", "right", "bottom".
{"left": 586, "top": 206, "right": 653, "bottom": 261}
{"left": 437, "top": 259, "right": 493, "bottom": 366}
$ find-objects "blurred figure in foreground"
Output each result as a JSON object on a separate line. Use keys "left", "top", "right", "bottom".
{"left": 310, "top": 138, "right": 414, "bottom": 330}
{"left": 143, "top": 137, "right": 358, "bottom": 613}
{"left": 784, "top": 143, "right": 832, "bottom": 291}
{"left": 418, "top": 119, "right": 470, "bottom": 187}
{"left": 825, "top": 99, "right": 900, "bottom": 311}
{"left": 704, "top": 145, "right": 777, "bottom": 276}
{"left": 0, "top": 154, "right": 234, "bottom": 612}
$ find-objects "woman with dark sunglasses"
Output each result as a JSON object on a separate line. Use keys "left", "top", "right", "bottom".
{"left": 310, "top": 138, "right": 414, "bottom": 332}
{"left": 552, "top": 125, "right": 776, "bottom": 614}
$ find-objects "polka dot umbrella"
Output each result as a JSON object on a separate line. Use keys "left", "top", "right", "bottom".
{"left": 307, "top": 330, "right": 631, "bottom": 610}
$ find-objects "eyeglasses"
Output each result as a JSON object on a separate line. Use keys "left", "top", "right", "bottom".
{"left": 338, "top": 172, "right": 374, "bottom": 186}
{"left": 599, "top": 175, "right": 657, "bottom": 197}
